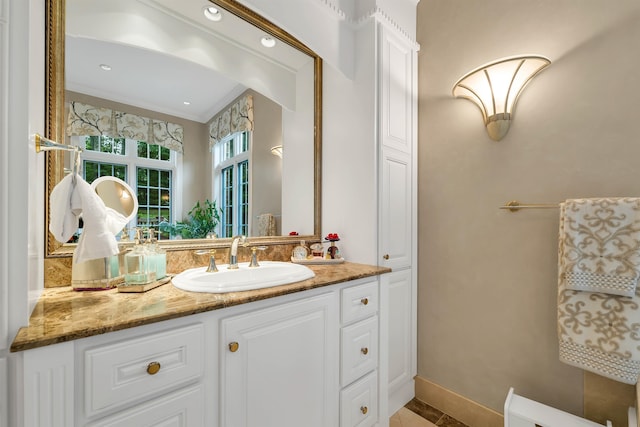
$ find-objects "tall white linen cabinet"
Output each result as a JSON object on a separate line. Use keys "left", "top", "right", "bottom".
{"left": 377, "top": 20, "right": 419, "bottom": 418}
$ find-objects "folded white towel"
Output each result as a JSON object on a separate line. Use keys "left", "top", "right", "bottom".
{"left": 558, "top": 202, "right": 640, "bottom": 384}
{"left": 257, "top": 213, "right": 276, "bottom": 236}
{"left": 72, "top": 177, "right": 121, "bottom": 264}
{"left": 49, "top": 173, "right": 81, "bottom": 243}
{"left": 560, "top": 198, "right": 640, "bottom": 297}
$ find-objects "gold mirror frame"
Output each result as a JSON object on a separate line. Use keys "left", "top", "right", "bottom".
{"left": 45, "top": 0, "right": 322, "bottom": 257}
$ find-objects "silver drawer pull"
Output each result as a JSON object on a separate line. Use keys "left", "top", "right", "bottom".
{"left": 146, "top": 361, "right": 161, "bottom": 375}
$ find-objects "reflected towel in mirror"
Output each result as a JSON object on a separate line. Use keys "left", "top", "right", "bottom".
{"left": 257, "top": 213, "right": 276, "bottom": 236}
{"left": 49, "top": 173, "right": 121, "bottom": 263}
{"left": 49, "top": 173, "right": 81, "bottom": 243}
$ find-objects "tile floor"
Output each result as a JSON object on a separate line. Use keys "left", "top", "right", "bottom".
{"left": 390, "top": 398, "right": 469, "bottom": 427}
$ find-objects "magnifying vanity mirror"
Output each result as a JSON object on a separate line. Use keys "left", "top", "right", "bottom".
{"left": 91, "top": 176, "right": 138, "bottom": 226}
{"left": 44, "top": 0, "right": 322, "bottom": 257}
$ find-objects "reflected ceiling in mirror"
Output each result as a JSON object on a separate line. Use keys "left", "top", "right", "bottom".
{"left": 45, "top": 0, "right": 322, "bottom": 256}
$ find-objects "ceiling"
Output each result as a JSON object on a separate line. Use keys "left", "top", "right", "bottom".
{"left": 65, "top": 0, "right": 312, "bottom": 123}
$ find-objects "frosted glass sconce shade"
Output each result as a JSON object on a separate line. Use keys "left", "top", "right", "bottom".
{"left": 452, "top": 55, "right": 550, "bottom": 141}
{"left": 271, "top": 145, "right": 283, "bottom": 158}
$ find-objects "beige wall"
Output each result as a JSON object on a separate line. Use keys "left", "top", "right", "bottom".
{"left": 417, "top": 0, "right": 640, "bottom": 421}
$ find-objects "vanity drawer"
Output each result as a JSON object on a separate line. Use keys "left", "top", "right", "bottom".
{"left": 341, "top": 281, "right": 378, "bottom": 324}
{"left": 341, "top": 316, "right": 378, "bottom": 386}
{"left": 87, "top": 384, "right": 204, "bottom": 427}
{"left": 84, "top": 324, "right": 204, "bottom": 416}
{"left": 340, "top": 371, "right": 378, "bottom": 427}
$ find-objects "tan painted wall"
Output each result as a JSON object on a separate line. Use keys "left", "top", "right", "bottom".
{"left": 417, "top": 0, "right": 640, "bottom": 420}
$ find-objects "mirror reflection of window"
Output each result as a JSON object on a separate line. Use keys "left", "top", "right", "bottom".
{"left": 71, "top": 135, "right": 178, "bottom": 239}
{"left": 213, "top": 131, "right": 250, "bottom": 238}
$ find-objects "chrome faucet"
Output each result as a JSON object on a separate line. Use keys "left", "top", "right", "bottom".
{"left": 228, "top": 235, "right": 247, "bottom": 269}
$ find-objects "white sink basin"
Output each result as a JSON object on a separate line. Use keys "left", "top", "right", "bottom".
{"left": 171, "top": 261, "right": 315, "bottom": 293}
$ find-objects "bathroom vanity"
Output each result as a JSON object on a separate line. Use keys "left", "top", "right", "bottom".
{"left": 11, "top": 263, "right": 390, "bottom": 427}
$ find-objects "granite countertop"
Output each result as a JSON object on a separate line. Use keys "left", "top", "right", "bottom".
{"left": 11, "top": 262, "right": 390, "bottom": 352}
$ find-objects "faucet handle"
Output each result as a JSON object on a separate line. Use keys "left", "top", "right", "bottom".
{"left": 248, "top": 246, "right": 267, "bottom": 268}
{"left": 195, "top": 249, "right": 219, "bottom": 272}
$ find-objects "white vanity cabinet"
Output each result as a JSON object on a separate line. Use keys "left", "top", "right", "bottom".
{"left": 18, "top": 275, "right": 388, "bottom": 427}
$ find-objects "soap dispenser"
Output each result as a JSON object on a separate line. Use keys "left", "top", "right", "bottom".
{"left": 147, "top": 228, "right": 166, "bottom": 280}
{"left": 124, "top": 228, "right": 156, "bottom": 285}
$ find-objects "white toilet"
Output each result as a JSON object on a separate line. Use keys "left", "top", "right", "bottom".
{"left": 504, "top": 388, "right": 638, "bottom": 427}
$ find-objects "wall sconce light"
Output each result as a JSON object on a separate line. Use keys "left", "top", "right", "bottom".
{"left": 452, "top": 55, "right": 550, "bottom": 141}
{"left": 270, "top": 145, "right": 283, "bottom": 158}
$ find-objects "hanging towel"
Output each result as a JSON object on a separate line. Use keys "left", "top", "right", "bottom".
{"left": 49, "top": 173, "right": 81, "bottom": 243}
{"left": 558, "top": 201, "right": 640, "bottom": 384}
{"left": 72, "top": 176, "right": 121, "bottom": 264}
{"left": 560, "top": 198, "right": 640, "bottom": 297}
{"left": 104, "top": 207, "right": 129, "bottom": 236}
{"left": 257, "top": 213, "right": 277, "bottom": 236}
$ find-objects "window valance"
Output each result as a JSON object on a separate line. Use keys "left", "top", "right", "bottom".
{"left": 66, "top": 101, "right": 184, "bottom": 153}
{"left": 209, "top": 94, "right": 254, "bottom": 149}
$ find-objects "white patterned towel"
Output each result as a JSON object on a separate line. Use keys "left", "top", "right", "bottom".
{"left": 560, "top": 198, "right": 640, "bottom": 297}
{"left": 558, "top": 201, "right": 640, "bottom": 384}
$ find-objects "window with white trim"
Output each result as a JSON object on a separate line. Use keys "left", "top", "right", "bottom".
{"left": 212, "top": 131, "right": 250, "bottom": 238}
{"left": 71, "top": 135, "right": 179, "bottom": 239}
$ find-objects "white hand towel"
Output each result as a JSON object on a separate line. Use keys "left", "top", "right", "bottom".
{"left": 560, "top": 198, "right": 640, "bottom": 297}
{"left": 104, "top": 207, "right": 129, "bottom": 236}
{"left": 72, "top": 177, "right": 120, "bottom": 264}
{"left": 49, "top": 173, "right": 80, "bottom": 243}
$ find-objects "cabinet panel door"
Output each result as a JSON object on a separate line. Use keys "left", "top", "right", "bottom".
{"left": 383, "top": 269, "right": 415, "bottom": 396}
{"left": 221, "top": 293, "right": 339, "bottom": 427}
{"left": 380, "top": 25, "right": 413, "bottom": 155}
{"left": 379, "top": 149, "right": 412, "bottom": 269}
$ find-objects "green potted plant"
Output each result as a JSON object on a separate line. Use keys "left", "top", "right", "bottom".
{"left": 160, "top": 199, "right": 221, "bottom": 239}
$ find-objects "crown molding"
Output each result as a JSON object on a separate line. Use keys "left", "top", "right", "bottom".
{"left": 311, "top": 0, "right": 419, "bottom": 48}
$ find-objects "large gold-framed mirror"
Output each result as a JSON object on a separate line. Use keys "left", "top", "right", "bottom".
{"left": 45, "top": 0, "right": 322, "bottom": 257}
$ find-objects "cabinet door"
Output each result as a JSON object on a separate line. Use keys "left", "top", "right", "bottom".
{"left": 382, "top": 269, "right": 416, "bottom": 414}
{"left": 379, "top": 148, "right": 412, "bottom": 269}
{"left": 378, "top": 23, "right": 415, "bottom": 271}
{"left": 379, "top": 24, "right": 413, "bottom": 155}
{"left": 221, "top": 293, "right": 339, "bottom": 427}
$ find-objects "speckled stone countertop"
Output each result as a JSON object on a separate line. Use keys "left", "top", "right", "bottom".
{"left": 11, "top": 262, "right": 390, "bottom": 352}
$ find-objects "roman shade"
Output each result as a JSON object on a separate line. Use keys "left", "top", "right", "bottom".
{"left": 66, "top": 101, "right": 184, "bottom": 153}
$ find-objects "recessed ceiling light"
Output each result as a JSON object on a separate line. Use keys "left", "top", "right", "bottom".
{"left": 260, "top": 36, "right": 276, "bottom": 48}
{"left": 99, "top": 64, "right": 112, "bottom": 71}
{"left": 183, "top": 101, "right": 191, "bottom": 106}
{"left": 203, "top": 6, "right": 222, "bottom": 22}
